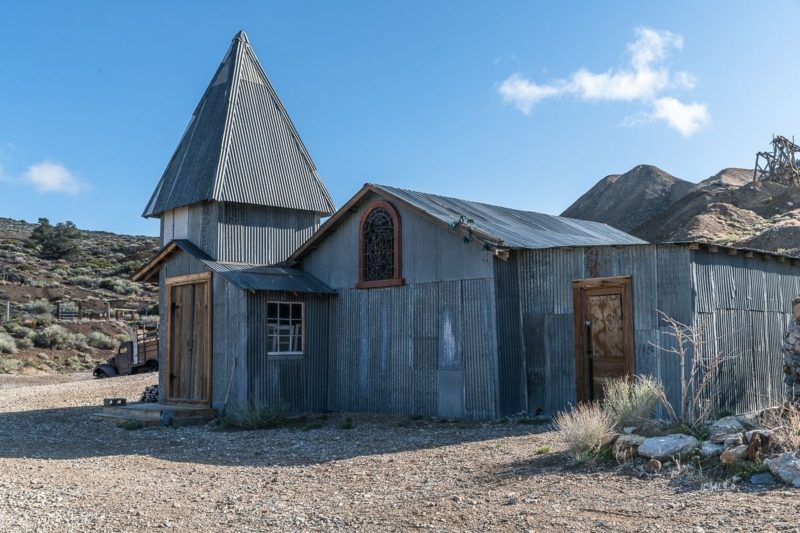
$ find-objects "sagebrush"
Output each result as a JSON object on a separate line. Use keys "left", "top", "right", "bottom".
{"left": 603, "top": 376, "right": 662, "bottom": 428}
{"left": 553, "top": 402, "right": 615, "bottom": 460}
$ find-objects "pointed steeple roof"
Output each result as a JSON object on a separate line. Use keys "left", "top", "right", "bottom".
{"left": 143, "top": 31, "right": 335, "bottom": 217}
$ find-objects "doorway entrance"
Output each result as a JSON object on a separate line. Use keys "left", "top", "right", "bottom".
{"left": 165, "top": 272, "right": 212, "bottom": 404}
{"left": 572, "top": 276, "right": 634, "bottom": 402}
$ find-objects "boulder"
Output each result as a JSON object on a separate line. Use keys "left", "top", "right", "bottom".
{"left": 638, "top": 434, "right": 699, "bottom": 460}
{"left": 613, "top": 434, "right": 645, "bottom": 463}
{"left": 745, "top": 429, "right": 774, "bottom": 442}
{"left": 708, "top": 417, "right": 745, "bottom": 440}
{"left": 719, "top": 445, "right": 748, "bottom": 465}
{"left": 765, "top": 452, "right": 800, "bottom": 487}
{"left": 700, "top": 441, "right": 725, "bottom": 458}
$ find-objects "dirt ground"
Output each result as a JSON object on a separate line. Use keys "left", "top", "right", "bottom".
{"left": 0, "top": 375, "right": 798, "bottom": 532}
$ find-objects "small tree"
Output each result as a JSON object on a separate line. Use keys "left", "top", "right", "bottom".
{"left": 650, "top": 310, "right": 737, "bottom": 428}
{"left": 29, "top": 218, "right": 80, "bottom": 260}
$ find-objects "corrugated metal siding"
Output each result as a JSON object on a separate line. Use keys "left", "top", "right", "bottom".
{"left": 326, "top": 279, "right": 499, "bottom": 420}
{"left": 494, "top": 253, "right": 526, "bottom": 415}
{"left": 144, "top": 32, "right": 334, "bottom": 217}
{"left": 246, "top": 292, "right": 329, "bottom": 414}
{"left": 302, "top": 191, "right": 494, "bottom": 290}
{"left": 518, "top": 245, "right": 693, "bottom": 414}
{"left": 690, "top": 250, "right": 797, "bottom": 414}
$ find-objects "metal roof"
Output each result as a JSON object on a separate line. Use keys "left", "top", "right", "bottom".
{"left": 202, "top": 262, "right": 335, "bottom": 294}
{"left": 143, "top": 31, "right": 335, "bottom": 218}
{"left": 371, "top": 185, "right": 646, "bottom": 249}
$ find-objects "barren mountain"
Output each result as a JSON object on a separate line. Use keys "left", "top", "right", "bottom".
{"left": 564, "top": 166, "right": 800, "bottom": 257}
{"left": 561, "top": 165, "right": 695, "bottom": 232}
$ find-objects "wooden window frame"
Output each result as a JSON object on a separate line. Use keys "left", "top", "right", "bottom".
{"left": 357, "top": 200, "right": 404, "bottom": 289}
{"left": 164, "top": 271, "right": 213, "bottom": 405}
{"left": 266, "top": 301, "right": 305, "bottom": 357}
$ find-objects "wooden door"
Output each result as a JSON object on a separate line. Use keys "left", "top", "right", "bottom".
{"left": 573, "top": 276, "right": 634, "bottom": 402}
{"left": 165, "top": 273, "right": 212, "bottom": 404}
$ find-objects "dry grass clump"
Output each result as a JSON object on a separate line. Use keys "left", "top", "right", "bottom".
{"left": 768, "top": 403, "right": 800, "bottom": 453}
{"left": 603, "top": 376, "right": 662, "bottom": 429}
{"left": 0, "top": 333, "right": 18, "bottom": 355}
{"left": 553, "top": 402, "right": 615, "bottom": 460}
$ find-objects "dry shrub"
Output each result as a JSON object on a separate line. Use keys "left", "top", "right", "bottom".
{"left": 603, "top": 376, "right": 662, "bottom": 428}
{"left": 0, "top": 333, "right": 17, "bottom": 355}
{"left": 767, "top": 403, "right": 800, "bottom": 453}
{"left": 553, "top": 402, "right": 615, "bottom": 460}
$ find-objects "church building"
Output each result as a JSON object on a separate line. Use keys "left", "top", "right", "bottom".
{"left": 134, "top": 32, "right": 800, "bottom": 420}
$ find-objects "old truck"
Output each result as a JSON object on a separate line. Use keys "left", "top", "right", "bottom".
{"left": 93, "top": 323, "right": 159, "bottom": 378}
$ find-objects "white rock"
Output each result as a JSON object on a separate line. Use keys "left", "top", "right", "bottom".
{"left": 765, "top": 452, "right": 800, "bottom": 487}
{"left": 638, "top": 434, "right": 699, "bottom": 460}
{"left": 700, "top": 441, "right": 724, "bottom": 458}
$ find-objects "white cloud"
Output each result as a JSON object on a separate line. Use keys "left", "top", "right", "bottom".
{"left": 497, "top": 26, "right": 709, "bottom": 136}
{"left": 652, "top": 97, "right": 709, "bottom": 137}
{"left": 21, "top": 161, "right": 87, "bottom": 195}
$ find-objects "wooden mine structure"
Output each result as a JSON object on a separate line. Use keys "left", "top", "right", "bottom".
{"left": 754, "top": 135, "right": 800, "bottom": 186}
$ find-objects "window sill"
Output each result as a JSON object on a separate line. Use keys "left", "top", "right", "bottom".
{"left": 267, "top": 353, "right": 305, "bottom": 360}
{"left": 356, "top": 278, "right": 404, "bottom": 289}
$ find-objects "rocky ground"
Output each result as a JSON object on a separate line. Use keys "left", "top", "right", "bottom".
{"left": 0, "top": 375, "right": 798, "bottom": 532}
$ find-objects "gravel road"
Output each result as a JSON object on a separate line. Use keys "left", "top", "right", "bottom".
{"left": 0, "top": 374, "right": 797, "bottom": 532}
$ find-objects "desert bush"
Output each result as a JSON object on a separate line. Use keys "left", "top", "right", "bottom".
{"left": 33, "top": 324, "right": 69, "bottom": 349}
{"left": 68, "top": 275, "right": 100, "bottom": 289}
{"left": 652, "top": 311, "right": 737, "bottom": 428}
{"left": 603, "top": 376, "right": 662, "bottom": 428}
{"left": 0, "top": 333, "right": 18, "bottom": 354}
{"left": 14, "top": 336, "right": 33, "bottom": 350}
{"left": 766, "top": 404, "right": 800, "bottom": 453}
{"left": 220, "top": 403, "right": 288, "bottom": 430}
{"left": 88, "top": 332, "right": 118, "bottom": 350}
{"left": 3, "top": 323, "right": 32, "bottom": 339}
{"left": 67, "top": 333, "right": 89, "bottom": 352}
{"left": 22, "top": 299, "right": 51, "bottom": 315}
{"left": 0, "top": 357, "right": 22, "bottom": 373}
{"left": 99, "top": 278, "right": 138, "bottom": 295}
{"left": 553, "top": 402, "right": 615, "bottom": 460}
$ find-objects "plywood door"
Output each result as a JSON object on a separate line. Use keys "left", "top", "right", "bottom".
{"left": 166, "top": 277, "right": 210, "bottom": 403}
{"left": 573, "top": 277, "right": 634, "bottom": 402}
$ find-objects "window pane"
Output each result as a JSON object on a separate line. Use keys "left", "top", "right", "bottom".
{"left": 291, "top": 303, "right": 302, "bottom": 319}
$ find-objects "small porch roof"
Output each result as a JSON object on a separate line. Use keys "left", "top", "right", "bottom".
{"left": 131, "top": 239, "right": 334, "bottom": 294}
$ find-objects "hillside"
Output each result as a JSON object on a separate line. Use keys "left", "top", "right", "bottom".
{"left": 563, "top": 166, "right": 800, "bottom": 257}
{"left": 560, "top": 165, "right": 695, "bottom": 233}
{"left": 0, "top": 217, "right": 159, "bottom": 374}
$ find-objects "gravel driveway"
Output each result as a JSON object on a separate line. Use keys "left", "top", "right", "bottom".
{"left": 0, "top": 374, "right": 797, "bottom": 532}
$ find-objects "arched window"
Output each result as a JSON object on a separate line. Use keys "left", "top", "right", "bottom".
{"left": 357, "top": 201, "right": 403, "bottom": 288}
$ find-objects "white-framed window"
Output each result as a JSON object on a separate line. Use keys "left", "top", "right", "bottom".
{"left": 267, "top": 302, "right": 304, "bottom": 356}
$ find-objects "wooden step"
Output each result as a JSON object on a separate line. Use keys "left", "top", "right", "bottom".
{"left": 93, "top": 402, "right": 218, "bottom": 427}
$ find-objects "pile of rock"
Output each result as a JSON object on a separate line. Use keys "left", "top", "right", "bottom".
{"left": 783, "top": 297, "right": 800, "bottom": 403}
{"left": 610, "top": 414, "right": 800, "bottom": 487}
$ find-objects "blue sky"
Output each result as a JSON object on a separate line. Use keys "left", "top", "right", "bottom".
{"left": 1, "top": 1, "right": 799, "bottom": 236}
